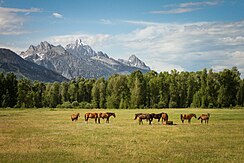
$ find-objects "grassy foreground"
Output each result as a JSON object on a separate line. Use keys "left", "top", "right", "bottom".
{"left": 0, "top": 108, "right": 244, "bottom": 163}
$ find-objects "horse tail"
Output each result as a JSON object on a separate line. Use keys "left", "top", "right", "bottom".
{"left": 84, "top": 114, "right": 87, "bottom": 121}
{"left": 198, "top": 116, "right": 201, "bottom": 120}
{"left": 180, "top": 114, "right": 183, "bottom": 120}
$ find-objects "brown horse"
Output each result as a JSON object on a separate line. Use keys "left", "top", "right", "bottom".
{"left": 152, "top": 113, "right": 163, "bottom": 122}
{"left": 180, "top": 113, "right": 196, "bottom": 123}
{"left": 98, "top": 112, "right": 116, "bottom": 123}
{"left": 134, "top": 113, "right": 154, "bottom": 125}
{"left": 161, "top": 113, "right": 169, "bottom": 124}
{"left": 71, "top": 113, "right": 80, "bottom": 121}
{"left": 84, "top": 113, "right": 99, "bottom": 123}
{"left": 198, "top": 113, "right": 210, "bottom": 124}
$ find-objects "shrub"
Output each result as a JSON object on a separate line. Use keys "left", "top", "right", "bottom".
{"left": 72, "top": 101, "right": 79, "bottom": 108}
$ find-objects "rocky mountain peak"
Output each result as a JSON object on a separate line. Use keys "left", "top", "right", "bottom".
{"left": 66, "top": 39, "right": 96, "bottom": 57}
{"left": 118, "top": 55, "right": 150, "bottom": 70}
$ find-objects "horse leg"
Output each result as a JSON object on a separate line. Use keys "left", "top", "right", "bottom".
{"left": 106, "top": 118, "right": 109, "bottom": 123}
{"left": 201, "top": 119, "right": 203, "bottom": 124}
{"left": 188, "top": 119, "right": 191, "bottom": 123}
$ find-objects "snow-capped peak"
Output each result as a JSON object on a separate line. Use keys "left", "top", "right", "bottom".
{"left": 118, "top": 55, "right": 150, "bottom": 70}
{"left": 65, "top": 39, "right": 97, "bottom": 57}
{"left": 75, "top": 39, "right": 83, "bottom": 46}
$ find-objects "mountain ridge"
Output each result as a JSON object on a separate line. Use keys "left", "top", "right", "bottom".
{"left": 20, "top": 40, "right": 150, "bottom": 79}
{"left": 0, "top": 48, "right": 68, "bottom": 82}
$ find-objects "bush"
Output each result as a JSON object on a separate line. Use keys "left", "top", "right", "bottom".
{"left": 79, "top": 102, "right": 93, "bottom": 109}
{"left": 208, "top": 103, "right": 214, "bottom": 108}
{"left": 158, "top": 101, "right": 167, "bottom": 108}
{"left": 57, "top": 102, "right": 72, "bottom": 108}
{"left": 72, "top": 101, "right": 79, "bottom": 108}
{"left": 169, "top": 101, "right": 177, "bottom": 108}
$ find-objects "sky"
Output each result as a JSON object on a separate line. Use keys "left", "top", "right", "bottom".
{"left": 1, "top": 0, "right": 244, "bottom": 76}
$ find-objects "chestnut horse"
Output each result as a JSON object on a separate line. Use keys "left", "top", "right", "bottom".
{"left": 198, "top": 113, "right": 210, "bottom": 124}
{"left": 84, "top": 113, "right": 99, "bottom": 123}
{"left": 71, "top": 113, "right": 80, "bottom": 121}
{"left": 161, "top": 113, "right": 169, "bottom": 124}
{"left": 98, "top": 112, "right": 116, "bottom": 123}
{"left": 180, "top": 113, "right": 196, "bottom": 123}
{"left": 134, "top": 113, "right": 154, "bottom": 125}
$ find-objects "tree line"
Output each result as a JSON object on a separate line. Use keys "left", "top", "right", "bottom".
{"left": 0, "top": 67, "right": 244, "bottom": 109}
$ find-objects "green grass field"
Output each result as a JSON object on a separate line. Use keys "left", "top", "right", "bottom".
{"left": 0, "top": 108, "right": 244, "bottom": 163}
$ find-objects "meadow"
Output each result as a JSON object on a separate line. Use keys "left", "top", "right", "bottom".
{"left": 0, "top": 108, "right": 244, "bottom": 163}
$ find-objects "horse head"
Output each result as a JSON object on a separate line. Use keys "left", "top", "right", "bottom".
{"left": 134, "top": 113, "right": 142, "bottom": 120}
{"left": 111, "top": 112, "right": 116, "bottom": 118}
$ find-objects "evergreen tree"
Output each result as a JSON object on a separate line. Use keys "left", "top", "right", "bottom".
{"left": 129, "top": 71, "right": 146, "bottom": 108}
{"left": 0, "top": 73, "right": 5, "bottom": 107}
{"left": 4, "top": 73, "right": 18, "bottom": 107}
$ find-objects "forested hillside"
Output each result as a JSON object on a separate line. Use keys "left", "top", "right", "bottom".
{"left": 0, "top": 67, "right": 243, "bottom": 109}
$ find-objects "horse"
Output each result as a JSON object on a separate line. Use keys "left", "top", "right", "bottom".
{"left": 98, "top": 112, "right": 116, "bottom": 123}
{"left": 198, "top": 113, "right": 210, "bottom": 124}
{"left": 152, "top": 113, "right": 163, "bottom": 122}
{"left": 180, "top": 113, "right": 197, "bottom": 123}
{"left": 71, "top": 113, "right": 80, "bottom": 121}
{"left": 134, "top": 113, "right": 154, "bottom": 125}
{"left": 161, "top": 113, "right": 169, "bottom": 124}
{"left": 84, "top": 113, "right": 99, "bottom": 123}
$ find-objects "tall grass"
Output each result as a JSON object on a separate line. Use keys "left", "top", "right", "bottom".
{"left": 0, "top": 108, "right": 244, "bottom": 162}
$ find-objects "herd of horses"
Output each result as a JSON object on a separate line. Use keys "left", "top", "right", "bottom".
{"left": 71, "top": 112, "right": 116, "bottom": 124}
{"left": 71, "top": 112, "right": 211, "bottom": 125}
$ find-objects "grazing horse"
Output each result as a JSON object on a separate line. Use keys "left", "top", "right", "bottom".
{"left": 198, "top": 113, "right": 210, "bottom": 124}
{"left": 180, "top": 113, "right": 197, "bottom": 123}
{"left": 98, "top": 112, "right": 116, "bottom": 123}
{"left": 71, "top": 113, "right": 80, "bottom": 121}
{"left": 134, "top": 113, "right": 154, "bottom": 125}
{"left": 84, "top": 113, "right": 99, "bottom": 123}
{"left": 152, "top": 113, "right": 163, "bottom": 122}
{"left": 161, "top": 113, "right": 169, "bottom": 124}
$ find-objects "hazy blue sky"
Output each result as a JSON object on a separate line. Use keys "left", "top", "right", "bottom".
{"left": 1, "top": 0, "right": 244, "bottom": 76}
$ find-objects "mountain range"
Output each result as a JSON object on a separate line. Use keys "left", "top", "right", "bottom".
{"left": 20, "top": 39, "right": 150, "bottom": 79}
{"left": 0, "top": 39, "right": 150, "bottom": 82}
{"left": 0, "top": 48, "right": 68, "bottom": 82}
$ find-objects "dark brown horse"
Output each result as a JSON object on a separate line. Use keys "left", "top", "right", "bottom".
{"left": 134, "top": 113, "right": 154, "bottom": 125}
{"left": 180, "top": 113, "right": 196, "bottom": 123}
{"left": 152, "top": 113, "right": 163, "bottom": 122}
{"left": 198, "top": 113, "right": 210, "bottom": 124}
{"left": 71, "top": 113, "right": 80, "bottom": 121}
{"left": 84, "top": 113, "right": 99, "bottom": 123}
{"left": 98, "top": 112, "right": 116, "bottom": 123}
{"left": 161, "top": 113, "right": 169, "bottom": 124}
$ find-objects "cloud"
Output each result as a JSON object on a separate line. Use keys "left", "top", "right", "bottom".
{"left": 122, "top": 20, "right": 162, "bottom": 26}
{"left": 150, "top": 0, "right": 221, "bottom": 14}
{"left": 100, "top": 19, "right": 112, "bottom": 24}
{"left": 179, "top": 1, "right": 220, "bottom": 7}
{"left": 48, "top": 34, "right": 111, "bottom": 50}
{"left": 150, "top": 7, "right": 200, "bottom": 14}
{"left": 47, "top": 20, "right": 244, "bottom": 77}
{"left": 0, "top": 7, "right": 41, "bottom": 35}
{"left": 52, "top": 12, "right": 63, "bottom": 19}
